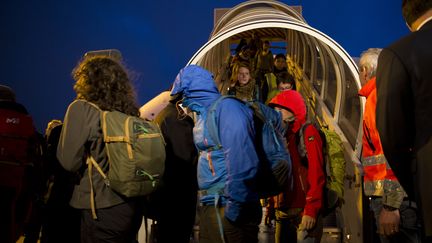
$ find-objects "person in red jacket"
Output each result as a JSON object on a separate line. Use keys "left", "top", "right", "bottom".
{"left": 268, "top": 90, "right": 325, "bottom": 242}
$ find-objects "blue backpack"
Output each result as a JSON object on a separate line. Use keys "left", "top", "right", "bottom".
{"left": 206, "top": 96, "right": 292, "bottom": 198}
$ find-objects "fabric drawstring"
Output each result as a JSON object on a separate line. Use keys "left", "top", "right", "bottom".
{"left": 214, "top": 194, "right": 226, "bottom": 243}
{"left": 87, "top": 157, "right": 98, "bottom": 220}
{"left": 271, "top": 123, "right": 281, "bottom": 148}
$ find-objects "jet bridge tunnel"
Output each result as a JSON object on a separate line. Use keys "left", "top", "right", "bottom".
{"left": 187, "top": 1, "right": 365, "bottom": 242}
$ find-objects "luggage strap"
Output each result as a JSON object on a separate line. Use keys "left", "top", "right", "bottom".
{"left": 87, "top": 156, "right": 108, "bottom": 220}
{"left": 214, "top": 194, "right": 226, "bottom": 243}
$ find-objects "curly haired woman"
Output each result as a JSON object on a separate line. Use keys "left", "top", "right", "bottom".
{"left": 57, "top": 55, "right": 142, "bottom": 243}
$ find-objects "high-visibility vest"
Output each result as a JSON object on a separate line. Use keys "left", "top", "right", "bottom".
{"left": 359, "top": 77, "right": 405, "bottom": 197}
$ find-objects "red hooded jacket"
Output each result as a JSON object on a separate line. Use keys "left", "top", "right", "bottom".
{"left": 269, "top": 90, "right": 325, "bottom": 219}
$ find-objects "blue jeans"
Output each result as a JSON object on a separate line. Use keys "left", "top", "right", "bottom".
{"left": 369, "top": 197, "right": 421, "bottom": 243}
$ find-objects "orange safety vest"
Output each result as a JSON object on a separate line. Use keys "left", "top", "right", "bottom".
{"left": 359, "top": 77, "right": 402, "bottom": 196}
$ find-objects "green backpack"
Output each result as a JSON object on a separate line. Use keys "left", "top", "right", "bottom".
{"left": 298, "top": 123, "right": 346, "bottom": 214}
{"left": 86, "top": 101, "right": 166, "bottom": 218}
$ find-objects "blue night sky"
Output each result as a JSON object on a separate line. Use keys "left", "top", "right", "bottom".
{"left": 0, "top": 0, "right": 408, "bottom": 132}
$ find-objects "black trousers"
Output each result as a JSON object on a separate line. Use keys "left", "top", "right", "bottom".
{"left": 81, "top": 201, "right": 142, "bottom": 243}
{"left": 199, "top": 204, "right": 261, "bottom": 243}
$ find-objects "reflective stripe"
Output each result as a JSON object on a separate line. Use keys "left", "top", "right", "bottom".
{"left": 362, "top": 154, "right": 403, "bottom": 196}
{"left": 363, "top": 155, "right": 399, "bottom": 180}
{"left": 364, "top": 180, "right": 384, "bottom": 196}
{"left": 362, "top": 154, "right": 386, "bottom": 166}
{"left": 384, "top": 179, "right": 408, "bottom": 196}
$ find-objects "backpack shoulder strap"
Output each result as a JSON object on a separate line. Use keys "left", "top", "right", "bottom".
{"left": 73, "top": 99, "right": 108, "bottom": 135}
{"left": 73, "top": 100, "right": 111, "bottom": 140}
{"left": 87, "top": 155, "right": 107, "bottom": 220}
{"left": 298, "top": 122, "right": 329, "bottom": 178}
{"left": 246, "top": 101, "right": 266, "bottom": 123}
{"left": 298, "top": 122, "right": 312, "bottom": 159}
{"left": 75, "top": 99, "right": 103, "bottom": 112}
{"left": 206, "top": 95, "right": 241, "bottom": 146}
{"left": 73, "top": 100, "right": 108, "bottom": 220}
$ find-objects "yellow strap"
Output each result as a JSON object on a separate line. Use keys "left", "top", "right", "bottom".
{"left": 78, "top": 100, "right": 104, "bottom": 220}
{"left": 105, "top": 136, "right": 128, "bottom": 142}
{"left": 89, "top": 156, "right": 107, "bottom": 179}
{"left": 87, "top": 157, "right": 98, "bottom": 220}
{"left": 102, "top": 112, "right": 108, "bottom": 141}
{"left": 137, "top": 133, "right": 160, "bottom": 139}
{"left": 87, "top": 156, "right": 108, "bottom": 220}
{"left": 125, "top": 116, "right": 133, "bottom": 160}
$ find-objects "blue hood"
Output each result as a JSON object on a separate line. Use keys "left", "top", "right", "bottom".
{"left": 171, "top": 65, "right": 220, "bottom": 111}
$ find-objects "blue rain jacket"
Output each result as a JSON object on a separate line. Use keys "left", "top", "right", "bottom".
{"left": 171, "top": 65, "right": 260, "bottom": 222}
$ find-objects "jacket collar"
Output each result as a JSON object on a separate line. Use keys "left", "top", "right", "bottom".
{"left": 358, "top": 77, "right": 376, "bottom": 98}
{"left": 417, "top": 15, "right": 432, "bottom": 31}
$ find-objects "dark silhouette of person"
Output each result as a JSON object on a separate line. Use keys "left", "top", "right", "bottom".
{"left": 376, "top": 0, "right": 432, "bottom": 240}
